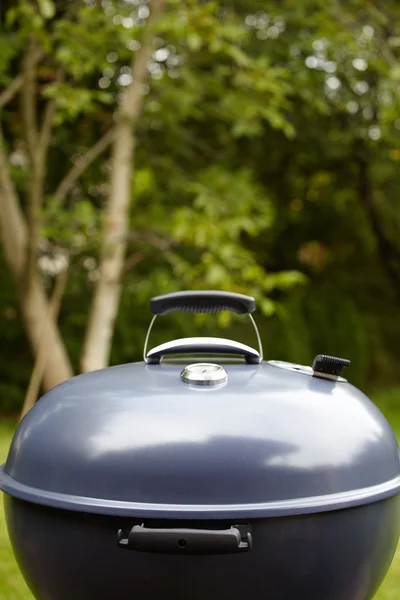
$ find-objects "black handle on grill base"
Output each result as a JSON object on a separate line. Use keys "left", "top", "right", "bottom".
{"left": 150, "top": 291, "right": 256, "bottom": 316}
{"left": 118, "top": 524, "right": 252, "bottom": 555}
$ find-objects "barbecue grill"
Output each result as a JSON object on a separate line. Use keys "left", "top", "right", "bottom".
{"left": 1, "top": 290, "right": 399, "bottom": 600}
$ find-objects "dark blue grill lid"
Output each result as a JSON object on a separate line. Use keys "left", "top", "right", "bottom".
{"left": 1, "top": 361, "right": 400, "bottom": 518}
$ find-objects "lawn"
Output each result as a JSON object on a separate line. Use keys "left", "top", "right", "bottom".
{"left": 0, "top": 419, "right": 32, "bottom": 600}
{"left": 1, "top": 387, "right": 400, "bottom": 599}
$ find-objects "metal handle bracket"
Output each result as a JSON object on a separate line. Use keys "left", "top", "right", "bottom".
{"left": 144, "top": 317, "right": 263, "bottom": 363}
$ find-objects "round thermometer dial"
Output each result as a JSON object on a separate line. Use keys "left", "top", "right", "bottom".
{"left": 180, "top": 363, "right": 228, "bottom": 386}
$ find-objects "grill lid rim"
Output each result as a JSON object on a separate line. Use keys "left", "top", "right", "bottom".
{"left": 1, "top": 465, "right": 400, "bottom": 519}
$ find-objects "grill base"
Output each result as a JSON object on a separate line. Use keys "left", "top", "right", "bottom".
{"left": 4, "top": 494, "right": 400, "bottom": 600}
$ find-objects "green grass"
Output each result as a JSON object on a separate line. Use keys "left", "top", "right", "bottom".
{"left": 1, "top": 388, "right": 400, "bottom": 599}
{"left": 0, "top": 420, "right": 32, "bottom": 599}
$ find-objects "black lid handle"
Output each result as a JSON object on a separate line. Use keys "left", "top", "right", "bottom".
{"left": 144, "top": 290, "right": 262, "bottom": 363}
{"left": 150, "top": 291, "right": 255, "bottom": 316}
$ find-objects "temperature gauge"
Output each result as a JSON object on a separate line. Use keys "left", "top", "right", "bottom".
{"left": 180, "top": 363, "right": 228, "bottom": 386}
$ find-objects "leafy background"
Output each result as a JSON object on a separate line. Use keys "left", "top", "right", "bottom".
{"left": 1, "top": 0, "right": 400, "bottom": 407}
{"left": 1, "top": 0, "right": 400, "bottom": 597}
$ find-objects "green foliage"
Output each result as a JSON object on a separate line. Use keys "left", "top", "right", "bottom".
{"left": 1, "top": 0, "right": 400, "bottom": 412}
{"left": 0, "top": 33, "right": 21, "bottom": 84}
{"left": 165, "top": 166, "right": 305, "bottom": 312}
{"left": 6, "top": 1, "right": 45, "bottom": 33}
{"left": 41, "top": 198, "right": 100, "bottom": 248}
{"left": 43, "top": 83, "right": 113, "bottom": 123}
{"left": 37, "top": 0, "right": 55, "bottom": 20}
{"left": 53, "top": 5, "right": 135, "bottom": 79}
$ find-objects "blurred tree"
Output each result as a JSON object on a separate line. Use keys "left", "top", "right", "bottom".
{"left": 1, "top": 0, "right": 400, "bottom": 411}
{"left": 0, "top": 0, "right": 306, "bottom": 409}
{"left": 241, "top": 0, "right": 400, "bottom": 384}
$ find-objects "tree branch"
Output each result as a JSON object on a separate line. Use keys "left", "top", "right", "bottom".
{"left": 38, "top": 70, "right": 64, "bottom": 158}
{"left": 0, "top": 46, "right": 43, "bottom": 113}
{"left": 376, "top": 38, "right": 397, "bottom": 68}
{"left": 22, "top": 51, "right": 61, "bottom": 289}
{"left": 53, "top": 127, "right": 116, "bottom": 204}
{"left": 20, "top": 264, "right": 69, "bottom": 421}
{"left": 0, "top": 123, "right": 27, "bottom": 277}
{"left": 123, "top": 252, "right": 145, "bottom": 273}
{"left": 0, "top": 74, "right": 24, "bottom": 111}
{"left": 21, "top": 35, "right": 39, "bottom": 163}
{"left": 119, "top": 0, "right": 166, "bottom": 124}
{"left": 127, "top": 229, "right": 178, "bottom": 251}
{"left": 123, "top": 229, "right": 178, "bottom": 273}
{"left": 20, "top": 35, "right": 42, "bottom": 287}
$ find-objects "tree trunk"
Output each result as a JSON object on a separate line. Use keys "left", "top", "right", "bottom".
{"left": 20, "top": 275, "right": 73, "bottom": 389}
{"left": 0, "top": 129, "right": 73, "bottom": 389}
{"left": 81, "top": 0, "right": 165, "bottom": 373}
{"left": 80, "top": 121, "right": 133, "bottom": 372}
{"left": 20, "top": 266, "right": 69, "bottom": 420}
